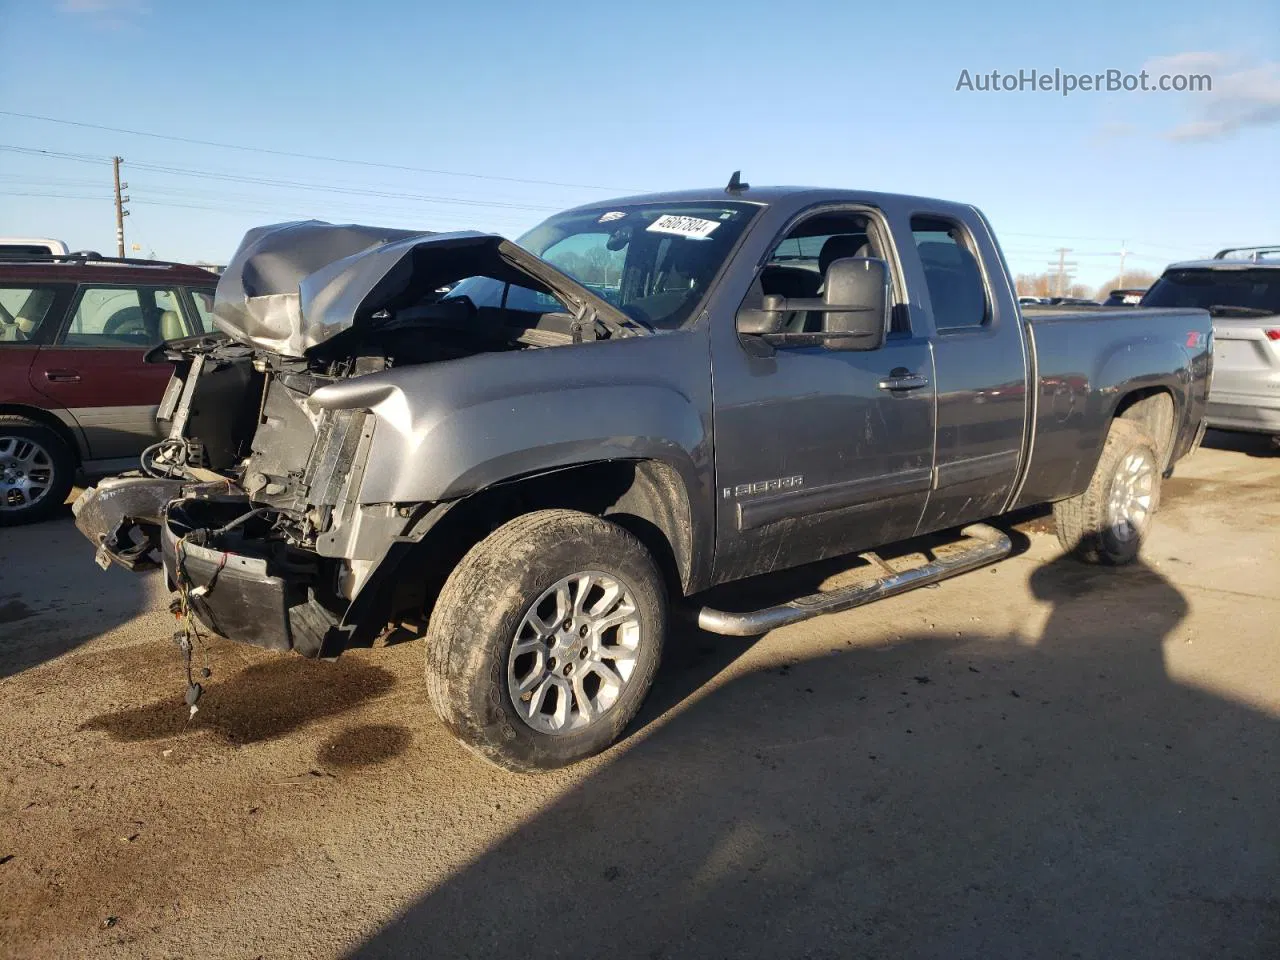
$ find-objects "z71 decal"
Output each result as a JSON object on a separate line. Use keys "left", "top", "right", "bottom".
{"left": 722, "top": 476, "right": 804, "bottom": 498}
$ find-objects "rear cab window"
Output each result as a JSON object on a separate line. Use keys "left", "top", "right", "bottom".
{"left": 909, "top": 216, "right": 991, "bottom": 331}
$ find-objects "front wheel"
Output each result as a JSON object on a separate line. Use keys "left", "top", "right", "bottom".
{"left": 425, "top": 509, "right": 666, "bottom": 772}
{"left": 0, "top": 416, "right": 75, "bottom": 526}
{"left": 1053, "top": 419, "right": 1161, "bottom": 565}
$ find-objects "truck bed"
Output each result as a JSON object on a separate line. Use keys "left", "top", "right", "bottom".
{"left": 1013, "top": 306, "right": 1211, "bottom": 511}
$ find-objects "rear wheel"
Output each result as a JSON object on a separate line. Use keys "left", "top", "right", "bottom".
{"left": 425, "top": 509, "right": 666, "bottom": 772}
{"left": 1053, "top": 418, "right": 1161, "bottom": 565}
{"left": 0, "top": 416, "right": 75, "bottom": 526}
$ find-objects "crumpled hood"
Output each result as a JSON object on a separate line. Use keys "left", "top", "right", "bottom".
{"left": 212, "top": 220, "right": 642, "bottom": 357}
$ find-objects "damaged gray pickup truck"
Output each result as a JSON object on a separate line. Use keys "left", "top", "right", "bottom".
{"left": 74, "top": 183, "right": 1212, "bottom": 770}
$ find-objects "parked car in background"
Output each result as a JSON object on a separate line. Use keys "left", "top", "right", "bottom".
{"left": 1102, "top": 288, "right": 1147, "bottom": 307}
{"left": 75, "top": 185, "right": 1210, "bottom": 770}
{"left": 1048, "top": 296, "right": 1099, "bottom": 306}
{"left": 1018, "top": 295, "right": 1050, "bottom": 306}
{"left": 0, "top": 238, "right": 70, "bottom": 259}
{"left": 1142, "top": 246, "right": 1279, "bottom": 443}
{"left": 0, "top": 254, "right": 219, "bottom": 524}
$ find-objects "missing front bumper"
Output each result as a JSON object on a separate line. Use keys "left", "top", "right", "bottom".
{"left": 75, "top": 479, "right": 348, "bottom": 657}
{"left": 161, "top": 498, "right": 348, "bottom": 658}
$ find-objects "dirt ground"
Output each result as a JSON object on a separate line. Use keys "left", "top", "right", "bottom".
{"left": 1, "top": 431, "right": 1277, "bottom": 960}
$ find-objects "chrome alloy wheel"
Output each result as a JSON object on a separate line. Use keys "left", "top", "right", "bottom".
{"left": 1107, "top": 448, "right": 1156, "bottom": 543}
{"left": 507, "top": 570, "right": 643, "bottom": 735}
{"left": 0, "top": 435, "right": 55, "bottom": 512}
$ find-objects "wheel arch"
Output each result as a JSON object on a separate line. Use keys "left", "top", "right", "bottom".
{"left": 0, "top": 404, "right": 84, "bottom": 464}
{"left": 342, "top": 457, "right": 700, "bottom": 643}
{"left": 1113, "top": 387, "right": 1178, "bottom": 471}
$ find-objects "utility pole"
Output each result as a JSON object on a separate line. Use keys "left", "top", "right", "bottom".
{"left": 1117, "top": 241, "right": 1129, "bottom": 288}
{"left": 1048, "top": 247, "right": 1077, "bottom": 297}
{"left": 112, "top": 156, "right": 129, "bottom": 257}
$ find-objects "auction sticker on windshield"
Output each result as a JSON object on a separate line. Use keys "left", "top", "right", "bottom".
{"left": 646, "top": 215, "right": 721, "bottom": 239}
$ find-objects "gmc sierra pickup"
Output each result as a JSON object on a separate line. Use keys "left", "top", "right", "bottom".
{"left": 73, "top": 181, "right": 1212, "bottom": 771}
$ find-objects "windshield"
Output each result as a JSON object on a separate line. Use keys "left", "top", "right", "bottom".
{"left": 447, "top": 201, "right": 759, "bottom": 330}
{"left": 1142, "top": 268, "right": 1280, "bottom": 317}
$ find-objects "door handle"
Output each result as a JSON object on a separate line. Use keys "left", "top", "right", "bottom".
{"left": 44, "top": 370, "right": 81, "bottom": 383}
{"left": 878, "top": 373, "right": 929, "bottom": 392}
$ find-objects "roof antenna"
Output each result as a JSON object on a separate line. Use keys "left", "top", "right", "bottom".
{"left": 725, "top": 170, "right": 749, "bottom": 194}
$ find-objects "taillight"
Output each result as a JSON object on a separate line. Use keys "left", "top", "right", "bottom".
{"left": 1266, "top": 329, "right": 1280, "bottom": 341}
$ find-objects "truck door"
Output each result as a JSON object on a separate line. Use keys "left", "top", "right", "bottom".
{"left": 905, "top": 213, "right": 1029, "bottom": 532}
{"left": 709, "top": 207, "right": 937, "bottom": 584}
{"left": 31, "top": 284, "right": 191, "bottom": 462}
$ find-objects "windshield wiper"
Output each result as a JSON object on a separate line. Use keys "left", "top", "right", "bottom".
{"left": 1206, "top": 304, "right": 1277, "bottom": 318}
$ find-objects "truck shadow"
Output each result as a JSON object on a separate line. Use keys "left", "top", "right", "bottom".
{"left": 0, "top": 513, "right": 156, "bottom": 679}
{"left": 352, "top": 552, "right": 1280, "bottom": 960}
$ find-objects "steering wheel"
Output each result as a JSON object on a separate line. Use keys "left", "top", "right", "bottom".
{"left": 103, "top": 308, "right": 148, "bottom": 338}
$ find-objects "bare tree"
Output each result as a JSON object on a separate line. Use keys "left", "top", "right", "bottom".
{"left": 1067, "top": 283, "right": 1094, "bottom": 300}
{"left": 1094, "top": 270, "right": 1157, "bottom": 301}
{"left": 1015, "top": 272, "right": 1059, "bottom": 298}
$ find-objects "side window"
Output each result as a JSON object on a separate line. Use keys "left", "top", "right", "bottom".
{"left": 909, "top": 216, "right": 989, "bottom": 330}
{"left": 0, "top": 286, "right": 61, "bottom": 344}
{"left": 63, "top": 286, "right": 185, "bottom": 346}
{"left": 750, "top": 210, "right": 905, "bottom": 334}
{"left": 189, "top": 289, "right": 218, "bottom": 333}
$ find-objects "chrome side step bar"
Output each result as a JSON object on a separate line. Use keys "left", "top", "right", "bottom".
{"left": 696, "top": 523, "right": 1012, "bottom": 637}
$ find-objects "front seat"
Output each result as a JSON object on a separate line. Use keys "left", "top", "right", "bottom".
{"left": 796, "top": 234, "right": 873, "bottom": 331}
{"left": 818, "top": 234, "right": 872, "bottom": 282}
{"left": 159, "top": 309, "right": 186, "bottom": 341}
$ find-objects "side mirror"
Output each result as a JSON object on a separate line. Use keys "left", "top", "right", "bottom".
{"left": 736, "top": 294, "right": 785, "bottom": 335}
{"left": 735, "top": 259, "right": 890, "bottom": 354}
{"left": 820, "top": 257, "right": 889, "bottom": 351}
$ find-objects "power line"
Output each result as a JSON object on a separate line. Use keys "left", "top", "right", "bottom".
{"left": 125, "top": 159, "right": 563, "bottom": 211}
{"left": 0, "top": 109, "right": 638, "bottom": 193}
{"left": 0, "top": 190, "right": 106, "bottom": 200}
{"left": 0, "top": 173, "right": 105, "bottom": 188}
{"left": 0, "top": 144, "right": 110, "bottom": 165}
{"left": 1000, "top": 230, "right": 1195, "bottom": 252}
{"left": 0, "top": 189, "right": 539, "bottom": 229}
{"left": 0, "top": 143, "right": 565, "bottom": 214}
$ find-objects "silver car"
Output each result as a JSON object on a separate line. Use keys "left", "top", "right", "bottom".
{"left": 1143, "top": 247, "right": 1280, "bottom": 442}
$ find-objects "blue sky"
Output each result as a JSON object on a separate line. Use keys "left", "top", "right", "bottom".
{"left": 1, "top": 0, "right": 1277, "bottom": 289}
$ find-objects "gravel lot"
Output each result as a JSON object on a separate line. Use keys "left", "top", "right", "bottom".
{"left": 1, "top": 432, "right": 1277, "bottom": 960}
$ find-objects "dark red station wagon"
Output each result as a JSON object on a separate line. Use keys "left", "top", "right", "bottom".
{"left": 0, "top": 254, "right": 219, "bottom": 524}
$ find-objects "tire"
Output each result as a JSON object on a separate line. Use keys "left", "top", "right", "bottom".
{"left": 425, "top": 509, "right": 667, "bottom": 772}
{"left": 1053, "top": 419, "right": 1161, "bottom": 565}
{"left": 0, "top": 416, "right": 76, "bottom": 526}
